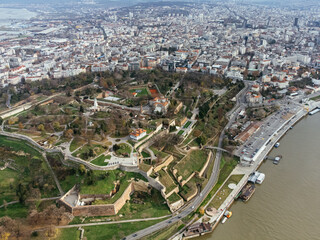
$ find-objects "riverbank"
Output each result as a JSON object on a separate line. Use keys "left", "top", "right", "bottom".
{"left": 199, "top": 111, "right": 320, "bottom": 240}
{"left": 183, "top": 101, "right": 319, "bottom": 239}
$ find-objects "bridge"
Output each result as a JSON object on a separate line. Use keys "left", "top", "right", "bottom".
{"left": 204, "top": 145, "right": 232, "bottom": 154}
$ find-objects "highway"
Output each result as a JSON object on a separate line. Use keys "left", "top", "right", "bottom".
{"left": 125, "top": 83, "right": 248, "bottom": 240}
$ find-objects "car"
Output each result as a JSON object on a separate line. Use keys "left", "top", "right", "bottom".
{"left": 132, "top": 234, "right": 137, "bottom": 237}
{"left": 168, "top": 220, "right": 172, "bottom": 223}
{"left": 192, "top": 206, "right": 195, "bottom": 209}
{"left": 178, "top": 216, "right": 181, "bottom": 219}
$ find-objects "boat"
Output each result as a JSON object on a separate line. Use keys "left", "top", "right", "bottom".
{"left": 224, "top": 210, "right": 232, "bottom": 218}
{"left": 221, "top": 217, "right": 228, "bottom": 224}
{"left": 248, "top": 171, "right": 265, "bottom": 184}
{"left": 273, "top": 156, "right": 282, "bottom": 165}
{"left": 221, "top": 211, "right": 232, "bottom": 224}
{"left": 239, "top": 183, "right": 256, "bottom": 202}
{"left": 274, "top": 142, "right": 280, "bottom": 148}
{"left": 248, "top": 171, "right": 259, "bottom": 183}
{"left": 256, "top": 173, "right": 265, "bottom": 184}
{"left": 309, "top": 108, "right": 320, "bottom": 115}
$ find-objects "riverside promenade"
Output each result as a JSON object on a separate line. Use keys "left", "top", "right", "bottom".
{"left": 183, "top": 101, "right": 319, "bottom": 239}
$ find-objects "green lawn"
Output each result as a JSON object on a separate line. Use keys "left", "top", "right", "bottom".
{"left": 189, "top": 139, "right": 201, "bottom": 148}
{"left": 0, "top": 135, "right": 59, "bottom": 203}
{"left": 0, "top": 135, "right": 42, "bottom": 157}
{"left": 70, "top": 137, "right": 86, "bottom": 152}
{"left": 72, "top": 143, "right": 106, "bottom": 160}
{"left": 182, "top": 133, "right": 195, "bottom": 145}
{"left": 129, "top": 88, "right": 149, "bottom": 97}
{"left": 149, "top": 146, "right": 169, "bottom": 160}
{"left": 71, "top": 189, "right": 170, "bottom": 225}
{"left": 91, "top": 155, "right": 109, "bottom": 166}
{"left": 178, "top": 130, "right": 184, "bottom": 135}
{"left": 56, "top": 228, "right": 80, "bottom": 240}
{"left": 80, "top": 170, "right": 120, "bottom": 195}
{"left": 158, "top": 170, "right": 177, "bottom": 194}
{"left": 200, "top": 155, "right": 239, "bottom": 209}
{"left": 141, "top": 151, "right": 151, "bottom": 158}
{"left": 82, "top": 219, "right": 164, "bottom": 240}
{"left": 175, "top": 150, "right": 209, "bottom": 180}
{"left": 167, "top": 192, "right": 182, "bottom": 203}
{"left": 80, "top": 170, "right": 146, "bottom": 200}
{"left": 183, "top": 121, "right": 192, "bottom": 129}
{"left": 139, "top": 163, "right": 152, "bottom": 172}
{"left": 179, "top": 177, "right": 198, "bottom": 200}
{"left": 116, "top": 190, "right": 170, "bottom": 219}
{"left": 0, "top": 203, "right": 28, "bottom": 219}
{"left": 0, "top": 168, "right": 19, "bottom": 203}
{"left": 127, "top": 139, "right": 136, "bottom": 146}
{"left": 58, "top": 173, "right": 85, "bottom": 193}
{"left": 209, "top": 174, "right": 244, "bottom": 209}
{"left": 115, "top": 143, "right": 132, "bottom": 157}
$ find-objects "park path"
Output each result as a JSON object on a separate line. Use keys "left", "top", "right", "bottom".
{"left": 145, "top": 147, "right": 156, "bottom": 160}
{"left": 0, "top": 196, "right": 61, "bottom": 209}
{"left": 34, "top": 214, "right": 172, "bottom": 231}
{"left": 42, "top": 152, "right": 64, "bottom": 195}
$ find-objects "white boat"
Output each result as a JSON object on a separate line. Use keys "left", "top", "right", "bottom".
{"left": 248, "top": 171, "right": 265, "bottom": 184}
{"left": 309, "top": 108, "right": 320, "bottom": 115}
{"left": 274, "top": 142, "right": 280, "bottom": 148}
{"left": 221, "top": 217, "right": 228, "bottom": 224}
{"left": 256, "top": 173, "right": 265, "bottom": 184}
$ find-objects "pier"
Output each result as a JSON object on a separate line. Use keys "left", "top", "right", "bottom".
{"left": 309, "top": 108, "right": 320, "bottom": 115}
{"left": 265, "top": 155, "right": 282, "bottom": 164}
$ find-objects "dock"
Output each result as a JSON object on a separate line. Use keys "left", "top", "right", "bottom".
{"left": 265, "top": 155, "right": 282, "bottom": 164}
{"left": 309, "top": 108, "right": 320, "bottom": 115}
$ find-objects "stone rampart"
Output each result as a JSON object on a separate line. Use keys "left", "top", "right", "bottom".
{"left": 153, "top": 155, "right": 174, "bottom": 172}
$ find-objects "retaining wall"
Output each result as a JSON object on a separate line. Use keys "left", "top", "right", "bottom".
{"left": 154, "top": 155, "right": 174, "bottom": 172}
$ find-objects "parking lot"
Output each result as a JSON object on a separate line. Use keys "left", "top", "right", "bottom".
{"left": 236, "top": 102, "right": 302, "bottom": 161}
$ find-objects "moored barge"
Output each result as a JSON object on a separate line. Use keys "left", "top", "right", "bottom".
{"left": 239, "top": 183, "right": 256, "bottom": 202}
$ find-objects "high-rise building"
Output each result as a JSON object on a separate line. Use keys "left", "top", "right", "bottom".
{"left": 129, "top": 12, "right": 133, "bottom": 21}
{"left": 294, "top": 17, "right": 299, "bottom": 27}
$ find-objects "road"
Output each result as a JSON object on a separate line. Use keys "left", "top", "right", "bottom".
{"left": 204, "top": 146, "right": 230, "bottom": 153}
{"left": 125, "top": 84, "right": 248, "bottom": 240}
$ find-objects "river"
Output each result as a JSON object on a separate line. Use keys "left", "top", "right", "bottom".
{"left": 200, "top": 114, "right": 320, "bottom": 240}
{"left": 0, "top": 8, "right": 37, "bottom": 27}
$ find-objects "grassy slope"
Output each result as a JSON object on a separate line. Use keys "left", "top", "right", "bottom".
{"left": 175, "top": 150, "right": 208, "bottom": 180}
{"left": 91, "top": 155, "right": 108, "bottom": 166}
{"left": 0, "top": 135, "right": 58, "bottom": 202}
{"left": 81, "top": 219, "right": 164, "bottom": 240}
